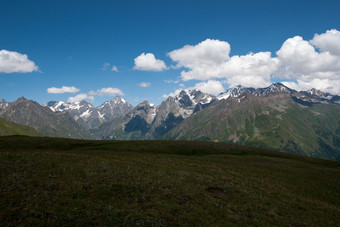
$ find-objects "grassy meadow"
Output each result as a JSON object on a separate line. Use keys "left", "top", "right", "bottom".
{"left": 1, "top": 136, "right": 340, "bottom": 226}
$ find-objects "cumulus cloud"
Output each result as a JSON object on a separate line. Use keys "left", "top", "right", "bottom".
{"left": 311, "top": 29, "right": 340, "bottom": 56}
{"left": 111, "top": 65, "right": 118, "bottom": 72}
{"left": 0, "top": 49, "right": 38, "bottom": 73}
{"left": 222, "top": 52, "right": 278, "bottom": 88}
{"left": 133, "top": 53, "right": 167, "bottom": 71}
{"left": 282, "top": 79, "right": 340, "bottom": 95}
{"left": 167, "top": 39, "right": 278, "bottom": 88}
{"left": 89, "top": 87, "right": 124, "bottom": 96}
{"left": 139, "top": 82, "right": 151, "bottom": 87}
{"left": 163, "top": 80, "right": 225, "bottom": 98}
{"left": 276, "top": 36, "right": 340, "bottom": 78}
{"left": 190, "top": 80, "right": 224, "bottom": 95}
{"left": 162, "top": 88, "right": 183, "bottom": 98}
{"left": 47, "top": 86, "right": 80, "bottom": 94}
{"left": 276, "top": 32, "right": 340, "bottom": 94}
{"left": 168, "top": 39, "right": 231, "bottom": 69}
{"left": 166, "top": 30, "right": 340, "bottom": 94}
{"left": 68, "top": 93, "right": 94, "bottom": 103}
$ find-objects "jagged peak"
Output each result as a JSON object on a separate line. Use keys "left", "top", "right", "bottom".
{"left": 268, "top": 82, "right": 290, "bottom": 91}
{"left": 98, "top": 96, "right": 129, "bottom": 108}
{"left": 112, "top": 96, "right": 126, "bottom": 103}
{"left": 139, "top": 100, "right": 150, "bottom": 106}
{"left": 217, "top": 85, "right": 251, "bottom": 100}
{"left": 178, "top": 90, "right": 188, "bottom": 97}
{"left": 306, "top": 88, "right": 329, "bottom": 96}
{"left": 17, "top": 96, "right": 27, "bottom": 101}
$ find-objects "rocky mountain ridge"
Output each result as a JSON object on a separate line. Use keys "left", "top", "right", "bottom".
{"left": 45, "top": 96, "right": 133, "bottom": 129}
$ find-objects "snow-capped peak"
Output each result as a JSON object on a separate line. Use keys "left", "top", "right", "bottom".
{"left": 175, "top": 89, "right": 215, "bottom": 107}
{"left": 306, "top": 88, "right": 333, "bottom": 100}
{"left": 217, "top": 85, "right": 250, "bottom": 100}
{"left": 259, "top": 83, "right": 290, "bottom": 95}
{"left": 0, "top": 99, "right": 9, "bottom": 110}
{"left": 217, "top": 83, "right": 292, "bottom": 100}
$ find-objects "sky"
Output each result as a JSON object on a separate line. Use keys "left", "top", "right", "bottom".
{"left": 1, "top": 0, "right": 340, "bottom": 106}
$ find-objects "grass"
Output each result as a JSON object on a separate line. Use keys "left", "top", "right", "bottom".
{"left": 1, "top": 136, "right": 340, "bottom": 226}
{"left": 0, "top": 118, "right": 41, "bottom": 137}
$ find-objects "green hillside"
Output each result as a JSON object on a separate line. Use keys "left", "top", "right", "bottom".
{"left": 0, "top": 118, "right": 41, "bottom": 136}
{"left": 165, "top": 94, "right": 340, "bottom": 161}
{"left": 1, "top": 136, "right": 340, "bottom": 226}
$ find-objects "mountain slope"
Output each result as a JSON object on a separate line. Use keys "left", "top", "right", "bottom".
{"left": 0, "top": 117, "right": 41, "bottom": 136}
{"left": 165, "top": 86, "right": 340, "bottom": 161}
{"left": 0, "top": 97, "right": 92, "bottom": 139}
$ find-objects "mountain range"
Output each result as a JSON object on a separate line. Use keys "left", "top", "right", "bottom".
{"left": 44, "top": 96, "right": 133, "bottom": 129}
{"left": 1, "top": 83, "right": 340, "bottom": 160}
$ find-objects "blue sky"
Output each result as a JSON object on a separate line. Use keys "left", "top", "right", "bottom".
{"left": 1, "top": 0, "right": 340, "bottom": 106}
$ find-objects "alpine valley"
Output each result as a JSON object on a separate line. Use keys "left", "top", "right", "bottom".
{"left": 1, "top": 83, "right": 340, "bottom": 161}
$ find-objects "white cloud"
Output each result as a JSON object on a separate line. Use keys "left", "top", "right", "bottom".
{"left": 101, "top": 63, "right": 118, "bottom": 72}
{"left": 133, "top": 53, "right": 167, "bottom": 71}
{"left": 47, "top": 86, "right": 80, "bottom": 94}
{"left": 111, "top": 65, "right": 118, "bottom": 72}
{"left": 101, "top": 62, "right": 110, "bottom": 71}
{"left": 0, "top": 49, "right": 38, "bottom": 73}
{"left": 311, "top": 29, "right": 340, "bottom": 56}
{"left": 190, "top": 80, "right": 224, "bottom": 95}
{"left": 163, "top": 80, "right": 225, "bottom": 98}
{"left": 281, "top": 81, "right": 302, "bottom": 91}
{"left": 275, "top": 33, "right": 340, "bottom": 94}
{"left": 163, "top": 88, "right": 183, "bottom": 98}
{"left": 222, "top": 52, "right": 278, "bottom": 88}
{"left": 167, "top": 39, "right": 278, "bottom": 88}
{"left": 283, "top": 79, "right": 340, "bottom": 95}
{"left": 68, "top": 93, "right": 94, "bottom": 103}
{"left": 168, "top": 39, "right": 230, "bottom": 68}
{"left": 166, "top": 30, "right": 340, "bottom": 94}
{"left": 89, "top": 87, "right": 124, "bottom": 96}
{"left": 139, "top": 82, "right": 151, "bottom": 87}
{"left": 276, "top": 36, "right": 340, "bottom": 78}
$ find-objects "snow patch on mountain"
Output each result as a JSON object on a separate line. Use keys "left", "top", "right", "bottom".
{"left": 45, "top": 96, "right": 133, "bottom": 129}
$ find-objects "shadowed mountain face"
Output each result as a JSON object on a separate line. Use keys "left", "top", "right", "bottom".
{"left": 0, "top": 97, "right": 92, "bottom": 139}
{"left": 92, "top": 101, "right": 157, "bottom": 140}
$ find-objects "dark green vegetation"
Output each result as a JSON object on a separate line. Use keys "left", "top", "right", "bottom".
{"left": 1, "top": 136, "right": 340, "bottom": 226}
{"left": 0, "top": 118, "right": 41, "bottom": 136}
{"left": 165, "top": 94, "right": 340, "bottom": 161}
